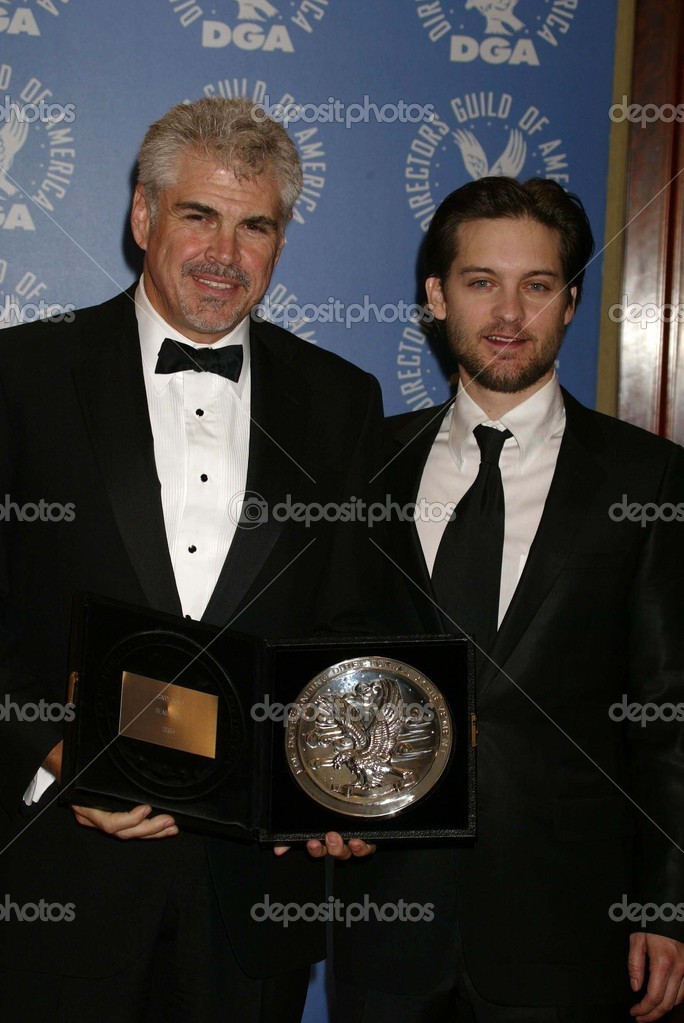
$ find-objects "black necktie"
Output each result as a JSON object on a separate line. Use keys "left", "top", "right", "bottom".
{"left": 431, "top": 424, "right": 512, "bottom": 654}
{"left": 155, "top": 338, "right": 243, "bottom": 382}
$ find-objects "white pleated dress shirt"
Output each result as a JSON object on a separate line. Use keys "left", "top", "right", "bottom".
{"left": 416, "top": 375, "right": 566, "bottom": 626}
{"left": 136, "top": 276, "right": 251, "bottom": 622}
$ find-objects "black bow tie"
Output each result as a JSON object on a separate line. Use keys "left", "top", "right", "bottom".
{"left": 155, "top": 337, "right": 243, "bottom": 382}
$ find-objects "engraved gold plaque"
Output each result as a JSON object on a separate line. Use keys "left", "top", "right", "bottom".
{"left": 119, "top": 671, "right": 218, "bottom": 759}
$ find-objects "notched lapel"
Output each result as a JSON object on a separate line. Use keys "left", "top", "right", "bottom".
{"left": 379, "top": 405, "right": 452, "bottom": 633}
{"left": 481, "top": 413, "right": 606, "bottom": 694}
{"left": 72, "top": 317, "right": 182, "bottom": 616}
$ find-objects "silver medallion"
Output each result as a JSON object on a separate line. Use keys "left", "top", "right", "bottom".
{"left": 285, "top": 657, "right": 452, "bottom": 817}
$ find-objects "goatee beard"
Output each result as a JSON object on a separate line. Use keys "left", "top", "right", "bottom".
{"left": 445, "top": 319, "right": 565, "bottom": 394}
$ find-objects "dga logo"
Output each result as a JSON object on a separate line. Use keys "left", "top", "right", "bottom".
{"left": 0, "top": 65, "right": 77, "bottom": 232}
{"left": 0, "top": 0, "right": 71, "bottom": 37}
{"left": 404, "top": 91, "right": 571, "bottom": 231}
{"left": 415, "top": 1, "right": 580, "bottom": 66}
{"left": 198, "top": 78, "right": 326, "bottom": 224}
{"left": 167, "top": 0, "right": 329, "bottom": 53}
{"left": 0, "top": 261, "right": 73, "bottom": 329}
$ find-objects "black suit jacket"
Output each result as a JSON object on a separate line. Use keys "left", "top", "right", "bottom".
{"left": 334, "top": 389, "right": 684, "bottom": 1006}
{"left": 0, "top": 288, "right": 382, "bottom": 979}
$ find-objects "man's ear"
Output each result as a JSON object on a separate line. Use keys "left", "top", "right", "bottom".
{"left": 425, "top": 275, "right": 448, "bottom": 321}
{"left": 564, "top": 285, "right": 577, "bottom": 327}
{"left": 130, "top": 185, "right": 151, "bottom": 252}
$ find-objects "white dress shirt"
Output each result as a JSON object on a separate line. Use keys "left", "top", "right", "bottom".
{"left": 416, "top": 375, "right": 566, "bottom": 626}
{"left": 136, "top": 276, "right": 251, "bottom": 622}
{"left": 25, "top": 277, "right": 252, "bottom": 804}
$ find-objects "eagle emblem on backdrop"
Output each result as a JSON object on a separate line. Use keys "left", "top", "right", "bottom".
{"left": 235, "top": 0, "right": 279, "bottom": 19}
{"left": 0, "top": 114, "right": 29, "bottom": 197}
{"left": 465, "top": 0, "right": 525, "bottom": 35}
{"left": 453, "top": 127, "right": 527, "bottom": 180}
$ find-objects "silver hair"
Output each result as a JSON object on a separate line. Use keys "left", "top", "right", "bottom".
{"left": 136, "top": 97, "right": 303, "bottom": 225}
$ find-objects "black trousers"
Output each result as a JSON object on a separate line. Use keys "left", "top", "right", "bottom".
{"left": 333, "top": 977, "right": 631, "bottom": 1023}
{"left": 333, "top": 915, "right": 631, "bottom": 1023}
{"left": 0, "top": 833, "right": 310, "bottom": 1023}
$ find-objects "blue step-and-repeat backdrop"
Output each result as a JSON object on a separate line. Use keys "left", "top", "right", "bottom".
{"left": 0, "top": 1, "right": 620, "bottom": 1016}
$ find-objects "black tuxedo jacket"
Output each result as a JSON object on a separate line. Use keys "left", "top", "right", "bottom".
{"left": 334, "top": 389, "right": 684, "bottom": 1007}
{"left": 0, "top": 288, "right": 382, "bottom": 980}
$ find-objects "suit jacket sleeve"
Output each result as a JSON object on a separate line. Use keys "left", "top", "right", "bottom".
{"left": 0, "top": 372, "right": 62, "bottom": 814}
{"left": 627, "top": 442, "right": 684, "bottom": 937}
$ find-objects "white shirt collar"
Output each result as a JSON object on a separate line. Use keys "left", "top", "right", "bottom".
{"left": 445, "top": 373, "right": 565, "bottom": 471}
{"left": 135, "top": 275, "right": 251, "bottom": 396}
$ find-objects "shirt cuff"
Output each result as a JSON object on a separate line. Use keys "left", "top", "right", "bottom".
{"left": 23, "top": 766, "right": 57, "bottom": 805}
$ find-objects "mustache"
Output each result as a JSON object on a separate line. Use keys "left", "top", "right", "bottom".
{"left": 483, "top": 322, "right": 534, "bottom": 343}
{"left": 182, "top": 262, "right": 251, "bottom": 289}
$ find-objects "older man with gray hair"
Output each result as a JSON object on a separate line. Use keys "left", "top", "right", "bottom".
{"left": 0, "top": 97, "right": 382, "bottom": 1021}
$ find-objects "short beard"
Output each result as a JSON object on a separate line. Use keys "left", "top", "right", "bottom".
{"left": 179, "top": 261, "right": 252, "bottom": 335}
{"left": 444, "top": 318, "right": 565, "bottom": 394}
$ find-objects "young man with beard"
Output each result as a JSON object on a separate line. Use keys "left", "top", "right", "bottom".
{"left": 330, "top": 177, "right": 684, "bottom": 1022}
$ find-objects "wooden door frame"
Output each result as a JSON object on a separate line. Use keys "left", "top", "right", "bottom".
{"left": 598, "top": 0, "right": 684, "bottom": 443}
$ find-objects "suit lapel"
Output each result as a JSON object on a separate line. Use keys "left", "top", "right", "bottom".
{"left": 202, "top": 320, "right": 313, "bottom": 627}
{"left": 479, "top": 390, "right": 606, "bottom": 694}
{"left": 72, "top": 291, "right": 182, "bottom": 616}
{"left": 381, "top": 402, "right": 453, "bottom": 633}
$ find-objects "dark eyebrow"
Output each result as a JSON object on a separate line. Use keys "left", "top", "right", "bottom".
{"left": 172, "top": 202, "right": 279, "bottom": 232}
{"left": 458, "top": 265, "right": 560, "bottom": 279}
{"left": 174, "top": 200, "right": 218, "bottom": 216}
{"left": 242, "top": 214, "right": 280, "bottom": 231}
{"left": 458, "top": 265, "right": 496, "bottom": 276}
